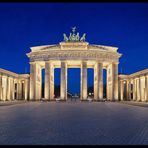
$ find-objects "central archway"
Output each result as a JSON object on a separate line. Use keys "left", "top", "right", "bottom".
{"left": 67, "top": 68, "right": 80, "bottom": 100}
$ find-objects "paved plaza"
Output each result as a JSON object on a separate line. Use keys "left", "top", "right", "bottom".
{"left": 0, "top": 101, "right": 148, "bottom": 145}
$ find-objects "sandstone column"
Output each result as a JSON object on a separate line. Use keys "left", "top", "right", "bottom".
{"left": 11, "top": 79, "right": 15, "bottom": 100}
{"left": 98, "top": 62, "right": 103, "bottom": 100}
{"left": 3, "top": 76, "right": 7, "bottom": 101}
{"left": 113, "top": 63, "right": 118, "bottom": 101}
{"left": 45, "top": 61, "right": 55, "bottom": 101}
{"left": 16, "top": 80, "right": 19, "bottom": 100}
{"left": 139, "top": 77, "right": 142, "bottom": 101}
{"left": 107, "top": 64, "right": 112, "bottom": 101}
{"left": 7, "top": 77, "right": 11, "bottom": 101}
{"left": 9, "top": 77, "right": 14, "bottom": 100}
{"left": 94, "top": 62, "right": 103, "bottom": 101}
{"left": 107, "top": 63, "right": 118, "bottom": 101}
{"left": 137, "top": 77, "right": 141, "bottom": 101}
{"left": 120, "top": 80, "right": 124, "bottom": 101}
{"left": 60, "top": 61, "right": 67, "bottom": 101}
{"left": 30, "top": 63, "right": 35, "bottom": 100}
{"left": 81, "top": 61, "right": 87, "bottom": 101}
{"left": 94, "top": 64, "right": 98, "bottom": 101}
{"left": 145, "top": 75, "right": 148, "bottom": 101}
{"left": 128, "top": 80, "right": 131, "bottom": 100}
{"left": 30, "top": 62, "right": 42, "bottom": 101}
{"left": 25, "top": 79, "right": 29, "bottom": 101}
{"left": 18, "top": 81, "right": 22, "bottom": 100}
{"left": 0, "top": 74, "right": 2, "bottom": 101}
{"left": 133, "top": 79, "right": 136, "bottom": 101}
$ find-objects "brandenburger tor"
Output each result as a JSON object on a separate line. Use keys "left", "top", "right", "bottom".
{"left": 0, "top": 27, "right": 148, "bottom": 102}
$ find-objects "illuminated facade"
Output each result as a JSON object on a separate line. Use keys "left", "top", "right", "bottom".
{"left": 0, "top": 28, "right": 147, "bottom": 102}
{"left": 119, "top": 69, "right": 148, "bottom": 102}
{"left": 27, "top": 27, "right": 121, "bottom": 101}
{"left": 0, "top": 68, "right": 29, "bottom": 101}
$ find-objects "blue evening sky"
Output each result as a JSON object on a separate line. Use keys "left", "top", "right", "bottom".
{"left": 0, "top": 3, "right": 148, "bottom": 94}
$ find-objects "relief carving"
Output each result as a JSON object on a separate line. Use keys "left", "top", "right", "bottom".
{"left": 30, "top": 50, "right": 118, "bottom": 62}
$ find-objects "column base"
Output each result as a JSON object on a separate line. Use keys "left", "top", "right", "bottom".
{"left": 48, "top": 99, "right": 56, "bottom": 102}
{"left": 110, "top": 99, "right": 116, "bottom": 102}
{"left": 80, "top": 99, "right": 89, "bottom": 102}
{"left": 59, "top": 99, "right": 67, "bottom": 102}
{"left": 93, "top": 99, "right": 99, "bottom": 102}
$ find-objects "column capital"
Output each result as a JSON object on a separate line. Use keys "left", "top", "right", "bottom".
{"left": 60, "top": 59, "right": 68, "bottom": 62}
{"left": 45, "top": 60, "right": 55, "bottom": 63}
{"left": 112, "top": 62, "right": 119, "bottom": 65}
{"left": 2, "top": 75, "right": 8, "bottom": 78}
{"left": 44, "top": 60, "right": 50, "bottom": 63}
{"left": 95, "top": 60, "right": 102, "bottom": 64}
{"left": 81, "top": 60, "right": 88, "bottom": 63}
{"left": 29, "top": 62, "right": 37, "bottom": 65}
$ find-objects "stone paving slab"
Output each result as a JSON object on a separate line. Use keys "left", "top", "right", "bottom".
{"left": 119, "top": 101, "right": 148, "bottom": 108}
{"left": 0, "top": 101, "right": 148, "bottom": 145}
{"left": 0, "top": 100, "right": 27, "bottom": 106}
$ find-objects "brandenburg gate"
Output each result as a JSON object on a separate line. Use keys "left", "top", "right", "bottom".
{"left": 27, "top": 27, "right": 122, "bottom": 101}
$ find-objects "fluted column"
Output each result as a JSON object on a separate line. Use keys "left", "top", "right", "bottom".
{"left": 14, "top": 80, "right": 17, "bottom": 100}
{"left": 107, "top": 64, "right": 112, "bottom": 101}
{"left": 128, "top": 80, "right": 131, "bottom": 100}
{"left": 145, "top": 75, "right": 148, "bottom": 101}
{"left": 113, "top": 63, "right": 119, "bottom": 101}
{"left": 2, "top": 76, "right": 7, "bottom": 101}
{"left": 25, "top": 79, "right": 29, "bottom": 101}
{"left": 0, "top": 74, "right": 2, "bottom": 101}
{"left": 133, "top": 79, "right": 136, "bottom": 101}
{"left": 16, "top": 80, "right": 19, "bottom": 100}
{"left": 107, "top": 63, "right": 118, "bottom": 101}
{"left": 11, "top": 79, "right": 15, "bottom": 100}
{"left": 30, "top": 63, "right": 35, "bottom": 100}
{"left": 94, "top": 64, "right": 98, "bottom": 101}
{"left": 45, "top": 61, "right": 50, "bottom": 100}
{"left": 45, "top": 61, "right": 55, "bottom": 101}
{"left": 98, "top": 63, "right": 103, "bottom": 100}
{"left": 18, "top": 80, "right": 22, "bottom": 100}
{"left": 30, "top": 62, "right": 42, "bottom": 101}
{"left": 60, "top": 61, "right": 67, "bottom": 101}
{"left": 137, "top": 78, "right": 141, "bottom": 101}
{"left": 120, "top": 80, "right": 124, "bottom": 101}
{"left": 9, "top": 77, "right": 14, "bottom": 100}
{"left": 139, "top": 77, "right": 142, "bottom": 101}
{"left": 94, "top": 62, "right": 103, "bottom": 101}
{"left": 7, "top": 77, "right": 11, "bottom": 101}
{"left": 81, "top": 61, "right": 87, "bottom": 101}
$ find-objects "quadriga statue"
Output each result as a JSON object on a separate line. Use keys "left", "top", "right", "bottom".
{"left": 80, "top": 33, "right": 86, "bottom": 42}
{"left": 63, "top": 33, "right": 69, "bottom": 42}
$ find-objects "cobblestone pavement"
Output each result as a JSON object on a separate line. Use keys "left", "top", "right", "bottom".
{"left": 0, "top": 100, "right": 27, "bottom": 106}
{"left": 0, "top": 101, "right": 148, "bottom": 145}
{"left": 119, "top": 101, "right": 148, "bottom": 108}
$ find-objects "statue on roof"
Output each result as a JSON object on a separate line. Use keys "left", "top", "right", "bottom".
{"left": 76, "top": 32, "right": 80, "bottom": 41}
{"left": 63, "top": 33, "right": 69, "bottom": 42}
{"left": 72, "top": 26, "right": 76, "bottom": 34}
{"left": 80, "top": 33, "right": 86, "bottom": 42}
{"left": 63, "top": 27, "right": 86, "bottom": 42}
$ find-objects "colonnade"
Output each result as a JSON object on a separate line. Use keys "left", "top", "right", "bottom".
{"left": 119, "top": 74, "right": 148, "bottom": 101}
{"left": 0, "top": 71, "right": 29, "bottom": 101}
{"left": 30, "top": 60, "right": 119, "bottom": 101}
